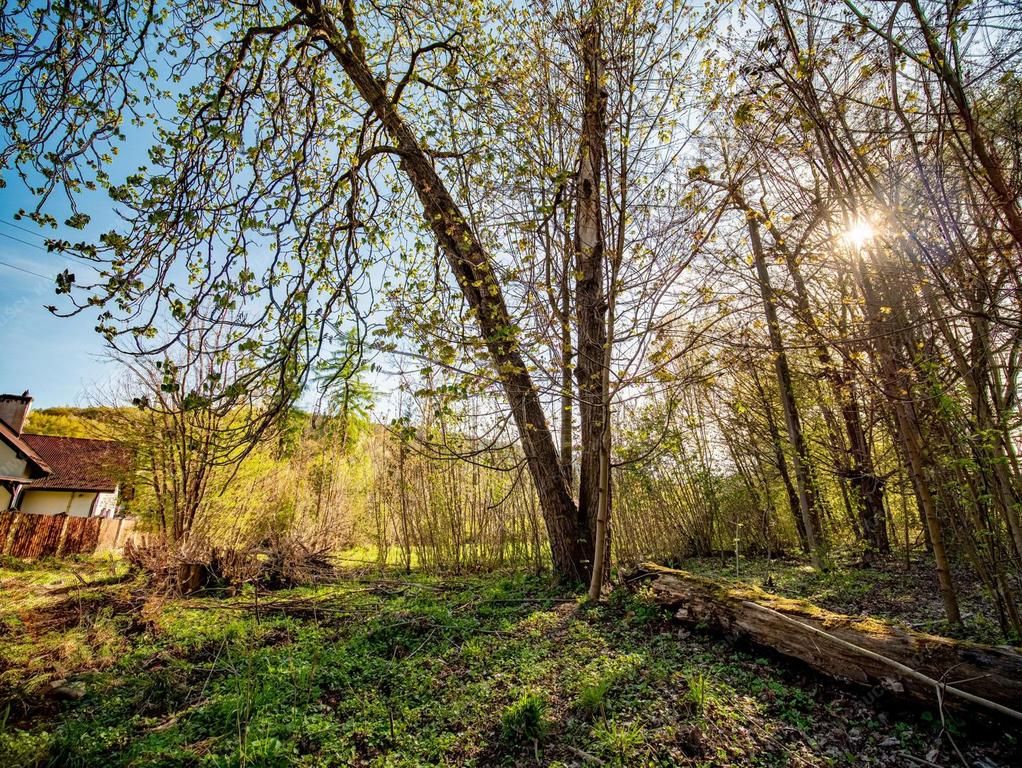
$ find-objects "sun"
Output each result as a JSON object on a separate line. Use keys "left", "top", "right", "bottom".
{"left": 842, "top": 219, "right": 876, "bottom": 249}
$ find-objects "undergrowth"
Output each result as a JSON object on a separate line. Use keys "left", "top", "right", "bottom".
{"left": 0, "top": 558, "right": 1017, "bottom": 767}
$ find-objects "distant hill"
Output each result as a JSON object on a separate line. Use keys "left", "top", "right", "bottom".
{"left": 23, "top": 406, "right": 130, "bottom": 440}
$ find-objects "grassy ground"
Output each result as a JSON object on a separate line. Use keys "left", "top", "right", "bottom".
{"left": 1, "top": 555, "right": 1018, "bottom": 767}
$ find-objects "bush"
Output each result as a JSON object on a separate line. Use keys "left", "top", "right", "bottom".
{"left": 253, "top": 534, "right": 335, "bottom": 589}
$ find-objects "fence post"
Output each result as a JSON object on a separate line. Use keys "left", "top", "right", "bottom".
{"left": 5, "top": 513, "right": 27, "bottom": 556}
{"left": 0, "top": 512, "right": 16, "bottom": 555}
{"left": 55, "top": 515, "right": 72, "bottom": 557}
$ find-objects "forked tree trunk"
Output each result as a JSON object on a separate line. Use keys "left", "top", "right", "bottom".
{"left": 574, "top": 15, "right": 609, "bottom": 585}
{"left": 311, "top": 3, "right": 588, "bottom": 581}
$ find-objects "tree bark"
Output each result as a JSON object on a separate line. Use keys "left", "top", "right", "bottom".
{"left": 574, "top": 13, "right": 609, "bottom": 584}
{"left": 632, "top": 563, "right": 1022, "bottom": 716}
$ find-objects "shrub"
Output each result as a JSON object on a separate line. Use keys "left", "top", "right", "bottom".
{"left": 124, "top": 534, "right": 336, "bottom": 595}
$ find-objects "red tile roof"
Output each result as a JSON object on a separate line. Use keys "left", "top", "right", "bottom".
{"left": 20, "top": 434, "right": 128, "bottom": 492}
{"left": 0, "top": 420, "right": 51, "bottom": 479}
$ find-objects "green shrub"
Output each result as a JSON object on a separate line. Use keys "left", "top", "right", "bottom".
{"left": 0, "top": 728, "right": 51, "bottom": 768}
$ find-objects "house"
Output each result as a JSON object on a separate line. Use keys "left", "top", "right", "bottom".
{"left": 0, "top": 392, "right": 128, "bottom": 517}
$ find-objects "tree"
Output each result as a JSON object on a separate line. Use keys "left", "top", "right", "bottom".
{"left": 107, "top": 324, "right": 285, "bottom": 542}
{"left": 2, "top": 0, "right": 706, "bottom": 584}
{"left": 1, "top": 0, "right": 597, "bottom": 579}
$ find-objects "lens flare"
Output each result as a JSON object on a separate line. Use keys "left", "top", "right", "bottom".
{"left": 842, "top": 220, "right": 876, "bottom": 249}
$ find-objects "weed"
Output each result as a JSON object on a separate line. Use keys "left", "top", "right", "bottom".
{"left": 593, "top": 719, "right": 645, "bottom": 766}
{"left": 500, "top": 690, "right": 549, "bottom": 759}
{"left": 688, "top": 670, "right": 710, "bottom": 716}
{"left": 575, "top": 674, "right": 614, "bottom": 720}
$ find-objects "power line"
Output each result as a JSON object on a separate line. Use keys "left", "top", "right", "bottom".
{"left": 1, "top": 219, "right": 51, "bottom": 241}
{"left": 0, "top": 229, "right": 87, "bottom": 267}
{"left": 2, "top": 217, "right": 94, "bottom": 260}
{"left": 0, "top": 229, "right": 48, "bottom": 251}
{"left": 0, "top": 221, "right": 94, "bottom": 267}
{"left": 0, "top": 259, "right": 52, "bottom": 281}
{"left": 0, "top": 219, "right": 99, "bottom": 282}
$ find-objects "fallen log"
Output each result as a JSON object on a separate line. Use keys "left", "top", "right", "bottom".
{"left": 631, "top": 563, "right": 1022, "bottom": 719}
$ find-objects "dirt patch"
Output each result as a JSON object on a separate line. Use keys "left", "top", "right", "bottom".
{"left": 18, "top": 589, "right": 142, "bottom": 636}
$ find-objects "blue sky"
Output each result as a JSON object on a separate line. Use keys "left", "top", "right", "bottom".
{"left": 0, "top": 6, "right": 175, "bottom": 410}
{"left": 0, "top": 207, "right": 117, "bottom": 409}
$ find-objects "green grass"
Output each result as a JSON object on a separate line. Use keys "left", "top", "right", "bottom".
{"left": 0, "top": 559, "right": 1015, "bottom": 767}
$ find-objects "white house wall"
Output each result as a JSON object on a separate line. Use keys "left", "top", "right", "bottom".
{"left": 20, "top": 490, "right": 73, "bottom": 515}
{"left": 93, "top": 488, "right": 119, "bottom": 518}
{"left": 20, "top": 490, "right": 100, "bottom": 516}
{"left": 67, "top": 492, "right": 96, "bottom": 517}
{"left": 0, "top": 441, "right": 29, "bottom": 479}
{"left": 0, "top": 485, "right": 11, "bottom": 510}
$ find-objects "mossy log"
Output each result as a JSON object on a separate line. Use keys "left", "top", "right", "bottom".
{"left": 631, "top": 563, "right": 1022, "bottom": 718}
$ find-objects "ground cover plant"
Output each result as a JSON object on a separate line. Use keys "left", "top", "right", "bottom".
{"left": 1, "top": 557, "right": 1019, "bottom": 767}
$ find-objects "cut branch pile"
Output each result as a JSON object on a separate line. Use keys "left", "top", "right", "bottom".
{"left": 124, "top": 535, "right": 338, "bottom": 595}
{"left": 630, "top": 563, "right": 1022, "bottom": 719}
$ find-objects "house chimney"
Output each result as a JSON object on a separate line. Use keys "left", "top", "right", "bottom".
{"left": 0, "top": 392, "right": 32, "bottom": 435}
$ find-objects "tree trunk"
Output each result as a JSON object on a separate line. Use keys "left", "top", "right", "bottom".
{"left": 560, "top": 263, "right": 574, "bottom": 489}
{"left": 312, "top": 3, "right": 588, "bottom": 580}
{"left": 398, "top": 436, "right": 411, "bottom": 574}
{"left": 751, "top": 365, "right": 808, "bottom": 552}
{"left": 632, "top": 564, "right": 1022, "bottom": 716}
{"left": 746, "top": 212, "right": 826, "bottom": 567}
{"left": 574, "top": 13, "right": 609, "bottom": 585}
{"left": 755, "top": 200, "right": 889, "bottom": 555}
{"left": 854, "top": 255, "right": 962, "bottom": 625}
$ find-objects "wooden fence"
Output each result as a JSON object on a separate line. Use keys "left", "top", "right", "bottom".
{"left": 0, "top": 512, "right": 136, "bottom": 559}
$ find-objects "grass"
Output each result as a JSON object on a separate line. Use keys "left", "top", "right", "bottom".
{"left": 0, "top": 557, "right": 1018, "bottom": 767}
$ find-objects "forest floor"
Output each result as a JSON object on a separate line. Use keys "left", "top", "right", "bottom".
{"left": 1, "top": 555, "right": 1019, "bottom": 768}
{"left": 674, "top": 553, "right": 1012, "bottom": 645}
